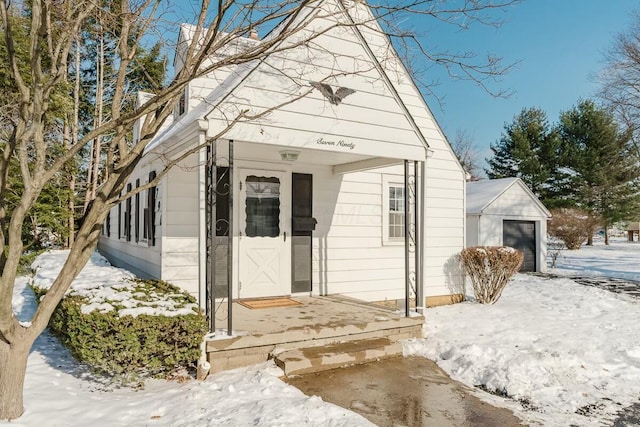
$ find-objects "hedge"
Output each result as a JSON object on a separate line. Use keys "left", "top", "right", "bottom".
{"left": 33, "top": 279, "right": 207, "bottom": 381}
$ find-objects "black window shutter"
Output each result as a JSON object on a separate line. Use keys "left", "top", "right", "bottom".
{"left": 135, "top": 179, "right": 140, "bottom": 242}
{"left": 118, "top": 201, "right": 122, "bottom": 239}
{"left": 125, "top": 183, "right": 132, "bottom": 241}
{"left": 148, "top": 171, "right": 157, "bottom": 246}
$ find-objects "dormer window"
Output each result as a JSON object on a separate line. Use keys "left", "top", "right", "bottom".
{"left": 177, "top": 88, "right": 187, "bottom": 117}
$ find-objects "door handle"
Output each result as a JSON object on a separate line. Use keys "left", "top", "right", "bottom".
{"left": 284, "top": 231, "right": 287, "bottom": 242}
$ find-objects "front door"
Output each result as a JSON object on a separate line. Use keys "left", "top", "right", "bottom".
{"left": 238, "top": 169, "right": 291, "bottom": 298}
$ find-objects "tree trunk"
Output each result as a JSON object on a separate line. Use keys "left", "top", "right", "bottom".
{"left": 68, "top": 175, "right": 75, "bottom": 248}
{"left": 83, "top": 21, "right": 105, "bottom": 214}
{"left": 69, "top": 38, "right": 80, "bottom": 248}
{"left": 0, "top": 341, "right": 31, "bottom": 420}
{"left": 63, "top": 121, "right": 75, "bottom": 249}
{"left": 604, "top": 225, "right": 610, "bottom": 245}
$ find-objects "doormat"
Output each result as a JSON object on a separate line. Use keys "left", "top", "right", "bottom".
{"left": 239, "top": 298, "right": 302, "bottom": 309}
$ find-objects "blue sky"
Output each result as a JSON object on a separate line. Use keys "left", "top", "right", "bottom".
{"left": 417, "top": 0, "right": 638, "bottom": 172}
{"left": 165, "top": 1, "right": 637, "bottom": 171}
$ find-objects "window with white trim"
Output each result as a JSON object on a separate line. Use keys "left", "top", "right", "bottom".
{"left": 382, "top": 175, "right": 406, "bottom": 244}
{"left": 388, "top": 185, "right": 405, "bottom": 239}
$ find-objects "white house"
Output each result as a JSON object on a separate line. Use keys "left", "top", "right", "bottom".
{"left": 98, "top": 0, "right": 467, "bottom": 332}
{"left": 466, "top": 178, "right": 551, "bottom": 272}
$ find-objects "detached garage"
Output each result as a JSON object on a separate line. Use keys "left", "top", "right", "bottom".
{"left": 466, "top": 178, "right": 551, "bottom": 272}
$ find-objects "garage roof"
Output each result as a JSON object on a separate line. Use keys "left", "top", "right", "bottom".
{"left": 466, "top": 177, "right": 551, "bottom": 217}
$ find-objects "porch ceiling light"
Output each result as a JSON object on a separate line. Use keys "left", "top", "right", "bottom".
{"left": 280, "top": 150, "right": 300, "bottom": 162}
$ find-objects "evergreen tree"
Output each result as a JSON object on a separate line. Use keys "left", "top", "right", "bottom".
{"left": 559, "top": 100, "right": 640, "bottom": 244}
{"left": 485, "top": 107, "right": 567, "bottom": 207}
{"left": 0, "top": 14, "right": 76, "bottom": 249}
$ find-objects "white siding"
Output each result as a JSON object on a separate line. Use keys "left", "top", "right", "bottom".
{"left": 477, "top": 214, "right": 548, "bottom": 272}
{"left": 307, "top": 165, "right": 408, "bottom": 301}
{"left": 111, "top": 0, "right": 468, "bottom": 304}
{"left": 98, "top": 157, "right": 164, "bottom": 282}
{"left": 99, "top": 140, "right": 203, "bottom": 298}
{"left": 160, "top": 152, "right": 201, "bottom": 297}
{"left": 199, "top": 3, "right": 428, "bottom": 162}
{"left": 466, "top": 215, "right": 480, "bottom": 247}
{"left": 418, "top": 124, "right": 466, "bottom": 298}
{"left": 305, "top": 157, "right": 464, "bottom": 302}
{"left": 484, "top": 184, "right": 548, "bottom": 217}
{"left": 98, "top": 237, "right": 161, "bottom": 279}
{"left": 477, "top": 215, "right": 504, "bottom": 247}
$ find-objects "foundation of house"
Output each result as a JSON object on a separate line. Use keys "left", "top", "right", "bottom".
{"left": 206, "top": 295, "right": 424, "bottom": 374}
{"left": 425, "top": 293, "right": 465, "bottom": 307}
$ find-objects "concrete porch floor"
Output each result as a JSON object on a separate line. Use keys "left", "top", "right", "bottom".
{"left": 206, "top": 295, "right": 424, "bottom": 373}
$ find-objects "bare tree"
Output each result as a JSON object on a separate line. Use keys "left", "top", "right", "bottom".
{"left": 0, "top": 0, "right": 517, "bottom": 419}
{"left": 598, "top": 11, "right": 640, "bottom": 144}
{"left": 451, "top": 129, "right": 482, "bottom": 181}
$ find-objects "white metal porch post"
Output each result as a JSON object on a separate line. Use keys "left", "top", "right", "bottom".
{"left": 404, "top": 160, "right": 410, "bottom": 317}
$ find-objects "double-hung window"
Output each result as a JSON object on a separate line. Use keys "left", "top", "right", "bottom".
{"left": 388, "top": 185, "right": 405, "bottom": 239}
{"left": 382, "top": 175, "right": 406, "bottom": 244}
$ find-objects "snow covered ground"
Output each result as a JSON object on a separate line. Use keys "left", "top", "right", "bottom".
{"left": 7, "top": 272, "right": 372, "bottom": 427}
{"left": 551, "top": 236, "right": 640, "bottom": 281}
{"left": 406, "top": 238, "right": 640, "bottom": 426}
{"left": 3, "top": 239, "right": 640, "bottom": 426}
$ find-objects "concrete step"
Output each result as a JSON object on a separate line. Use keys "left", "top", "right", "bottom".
{"left": 274, "top": 337, "right": 403, "bottom": 376}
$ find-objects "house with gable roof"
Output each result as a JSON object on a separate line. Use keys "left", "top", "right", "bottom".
{"left": 98, "top": 0, "right": 467, "bottom": 349}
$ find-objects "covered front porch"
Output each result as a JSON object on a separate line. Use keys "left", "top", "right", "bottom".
{"left": 202, "top": 137, "right": 426, "bottom": 326}
{"left": 206, "top": 295, "right": 424, "bottom": 374}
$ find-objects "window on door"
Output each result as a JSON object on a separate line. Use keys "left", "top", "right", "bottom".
{"left": 245, "top": 175, "right": 280, "bottom": 238}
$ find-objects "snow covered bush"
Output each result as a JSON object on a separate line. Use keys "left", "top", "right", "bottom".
{"left": 460, "top": 246, "right": 523, "bottom": 304}
{"left": 32, "top": 278, "right": 207, "bottom": 381}
{"left": 548, "top": 208, "right": 600, "bottom": 250}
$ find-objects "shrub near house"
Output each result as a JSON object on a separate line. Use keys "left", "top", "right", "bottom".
{"left": 31, "top": 252, "right": 207, "bottom": 380}
{"left": 460, "top": 246, "right": 523, "bottom": 304}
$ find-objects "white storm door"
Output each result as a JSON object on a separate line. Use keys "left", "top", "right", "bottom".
{"left": 238, "top": 169, "right": 290, "bottom": 298}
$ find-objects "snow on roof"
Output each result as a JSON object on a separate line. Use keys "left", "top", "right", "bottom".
{"left": 466, "top": 177, "right": 551, "bottom": 217}
{"left": 466, "top": 177, "right": 519, "bottom": 214}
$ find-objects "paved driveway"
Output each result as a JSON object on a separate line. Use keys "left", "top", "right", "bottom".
{"left": 286, "top": 356, "right": 523, "bottom": 427}
{"left": 534, "top": 272, "right": 640, "bottom": 298}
